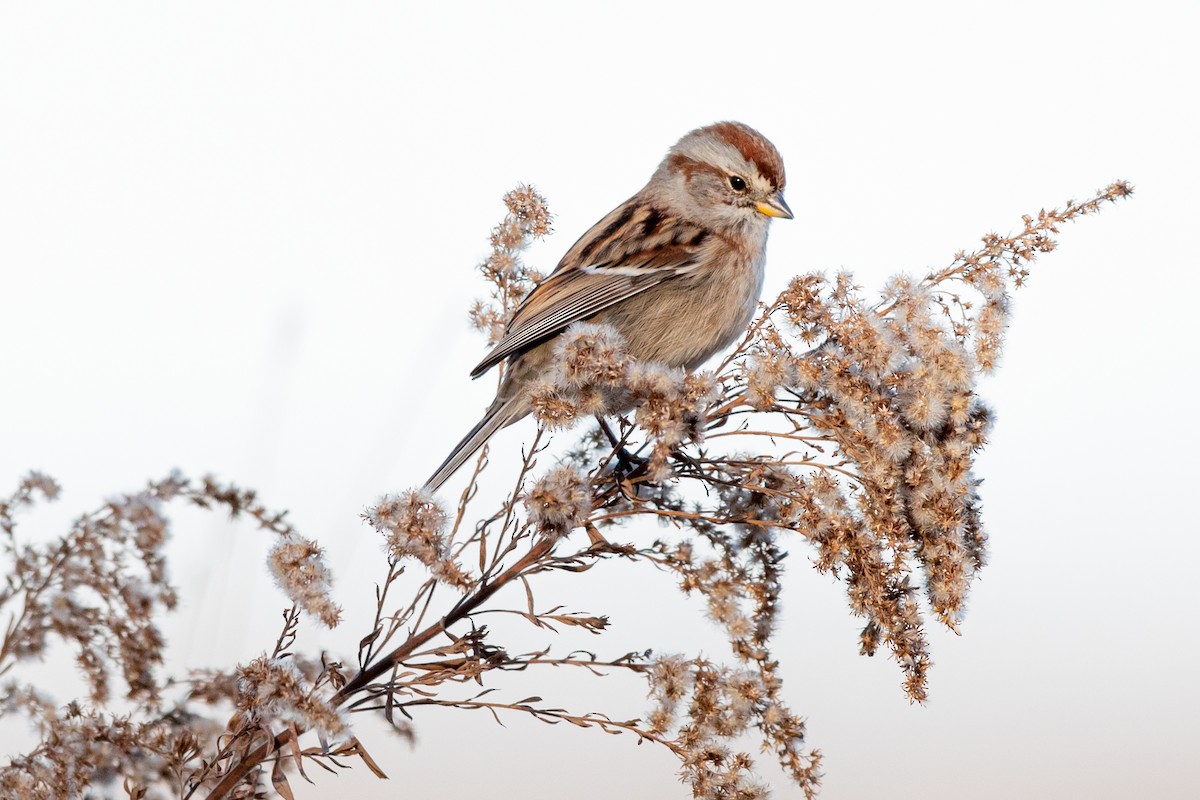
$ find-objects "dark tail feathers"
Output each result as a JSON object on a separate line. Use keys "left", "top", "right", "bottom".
{"left": 424, "top": 397, "right": 526, "bottom": 493}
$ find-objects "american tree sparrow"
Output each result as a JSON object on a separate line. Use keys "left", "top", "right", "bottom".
{"left": 427, "top": 121, "right": 791, "bottom": 491}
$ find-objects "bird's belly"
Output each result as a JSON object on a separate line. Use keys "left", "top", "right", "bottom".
{"left": 596, "top": 256, "right": 764, "bottom": 371}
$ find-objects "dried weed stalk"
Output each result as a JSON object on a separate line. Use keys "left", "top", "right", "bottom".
{"left": 1, "top": 182, "right": 1131, "bottom": 799}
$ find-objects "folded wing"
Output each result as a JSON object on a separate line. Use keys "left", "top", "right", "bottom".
{"left": 470, "top": 202, "right": 708, "bottom": 379}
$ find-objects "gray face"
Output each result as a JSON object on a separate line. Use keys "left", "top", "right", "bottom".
{"left": 653, "top": 122, "right": 790, "bottom": 234}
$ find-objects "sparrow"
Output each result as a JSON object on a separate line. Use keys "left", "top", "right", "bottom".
{"left": 426, "top": 121, "right": 791, "bottom": 492}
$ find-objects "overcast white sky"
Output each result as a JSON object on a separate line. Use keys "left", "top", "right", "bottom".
{"left": 2, "top": 2, "right": 1197, "bottom": 798}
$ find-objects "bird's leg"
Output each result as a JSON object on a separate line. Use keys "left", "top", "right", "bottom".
{"left": 595, "top": 415, "right": 645, "bottom": 479}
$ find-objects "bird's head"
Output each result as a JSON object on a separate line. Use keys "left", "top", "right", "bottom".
{"left": 652, "top": 121, "right": 792, "bottom": 234}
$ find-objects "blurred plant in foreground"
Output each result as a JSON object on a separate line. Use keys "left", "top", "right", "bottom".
{"left": 0, "top": 182, "right": 1131, "bottom": 799}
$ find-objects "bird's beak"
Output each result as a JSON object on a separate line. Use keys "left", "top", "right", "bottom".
{"left": 755, "top": 192, "right": 793, "bottom": 220}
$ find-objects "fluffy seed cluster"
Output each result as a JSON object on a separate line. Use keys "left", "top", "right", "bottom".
{"left": 659, "top": 514, "right": 783, "bottom": 665}
{"left": 0, "top": 692, "right": 221, "bottom": 800}
{"left": 743, "top": 348, "right": 796, "bottom": 411}
{"left": 0, "top": 472, "right": 339, "bottom": 797}
{"left": 530, "top": 322, "right": 631, "bottom": 429}
{"left": 524, "top": 465, "right": 592, "bottom": 539}
{"left": 646, "top": 656, "right": 820, "bottom": 800}
{"left": 469, "top": 184, "right": 553, "bottom": 343}
{"left": 528, "top": 327, "right": 719, "bottom": 480}
{"left": 234, "top": 656, "right": 347, "bottom": 736}
{"left": 627, "top": 365, "right": 720, "bottom": 480}
{"left": 267, "top": 538, "right": 341, "bottom": 628}
{"left": 367, "top": 490, "right": 472, "bottom": 589}
{"left": 782, "top": 271, "right": 993, "bottom": 640}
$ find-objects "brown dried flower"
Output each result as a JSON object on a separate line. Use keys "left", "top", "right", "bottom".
{"left": 2, "top": 181, "right": 1131, "bottom": 800}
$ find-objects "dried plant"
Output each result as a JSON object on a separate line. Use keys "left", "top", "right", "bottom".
{"left": 1, "top": 181, "right": 1131, "bottom": 799}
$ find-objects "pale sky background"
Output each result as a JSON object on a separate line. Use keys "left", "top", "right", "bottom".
{"left": 2, "top": 2, "right": 1197, "bottom": 798}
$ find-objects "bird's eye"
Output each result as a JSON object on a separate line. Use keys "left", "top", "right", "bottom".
{"left": 728, "top": 175, "right": 747, "bottom": 192}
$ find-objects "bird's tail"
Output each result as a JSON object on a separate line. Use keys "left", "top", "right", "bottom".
{"left": 424, "top": 396, "right": 527, "bottom": 493}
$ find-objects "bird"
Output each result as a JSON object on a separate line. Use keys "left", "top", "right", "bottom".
{"left": 425, "top": 121, "right": 791, "bottom": 492}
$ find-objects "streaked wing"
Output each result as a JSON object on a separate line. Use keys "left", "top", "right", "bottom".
{"left": 470, "top": 268, "right": 662, "bottom": 378}
{"left": 470, "top": 199, "right": 709, "bottom": 378}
